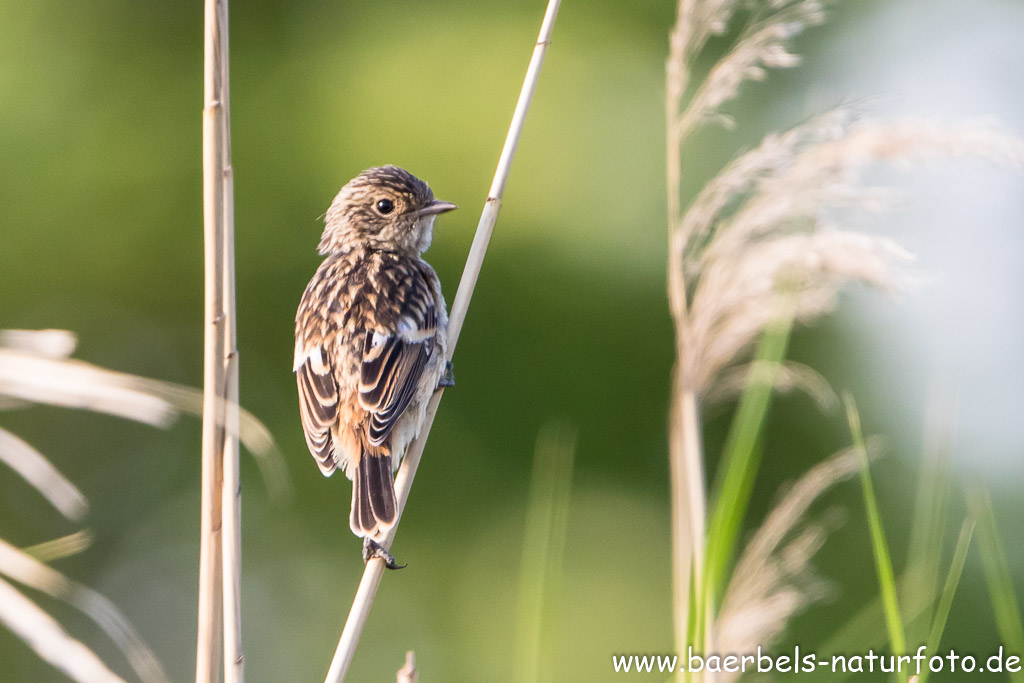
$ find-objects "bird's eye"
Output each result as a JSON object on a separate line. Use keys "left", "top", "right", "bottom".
{"left": 375, "top": 198, "right": 395, "bottom": 215}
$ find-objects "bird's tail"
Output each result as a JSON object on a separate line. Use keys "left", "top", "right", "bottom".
{"left": 350, "top": 452, "right": 398, "bottom": 539}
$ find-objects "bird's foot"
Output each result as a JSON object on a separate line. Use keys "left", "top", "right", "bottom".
{"left": 436, "top": 360, "right": 455, "bottom": 391}
{"left": 362, "top": 538, "right": 405, "bottom": 570}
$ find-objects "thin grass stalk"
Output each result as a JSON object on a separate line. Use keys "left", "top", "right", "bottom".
{"left": 904, "top": 391, "right": 954, "bottom": 644}
{"left": 197, "top": 0, "right": 239, "bottom": 680}
{"left": 917, "top": 516, "right": 975, "bottom": 683}
{"left": 323, "top": 2, "right": 562, "bottom": 681}
{"left": 845, "top": 394, "right": 907, "bottom": 683}
{"left": 968, "top": 488, "right": 1024, "bottom": 683}
{"left": 808, "top": 573, "right": 933, "bottom": 683}
{"left": 515, "top": 425, "right": 576, "bottom": 683}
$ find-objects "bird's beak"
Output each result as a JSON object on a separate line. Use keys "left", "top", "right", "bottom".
{"left": 417, "top": 199, "right": 458, "bottom": 217}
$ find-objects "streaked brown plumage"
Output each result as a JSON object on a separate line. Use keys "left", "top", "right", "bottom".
{"left": 294, "top": 166, "right": 455, "bottom": 563}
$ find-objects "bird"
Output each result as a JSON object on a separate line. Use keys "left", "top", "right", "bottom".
{"left": 294, "top": 165, "right": 456, "bottom": 569}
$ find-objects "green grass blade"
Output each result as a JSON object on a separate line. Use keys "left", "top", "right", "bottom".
{"left": 968, "top": 488, "right": 1024, "bottom": 683}
{"left": 515, "top": 423, "right": 577, "bottom": 683}
{"left": 844, "top": 394, "right": 907, "bottom": 683}
{"left": 904, "top": 397, "right": 954, "bottom": 644}
{"left": 705, "top": 316, "right": 793, "bottom": 601}
{"left": 917, "top": 516, "right": 975, "bottom": 683}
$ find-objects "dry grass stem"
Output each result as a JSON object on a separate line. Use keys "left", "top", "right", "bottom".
{"left": 0, "top": 576, "right": 126, "bottom": 683}
{"left": 324, "top": 2, "right": 562, "bottom": 680}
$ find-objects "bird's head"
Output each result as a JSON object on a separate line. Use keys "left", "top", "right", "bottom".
{"left": 319, "top": 165, "right": 457, "bottom": 256}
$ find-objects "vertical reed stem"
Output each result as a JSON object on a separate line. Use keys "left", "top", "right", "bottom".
{"left": 198, "top": 0, "right": 241, "bottom": 680}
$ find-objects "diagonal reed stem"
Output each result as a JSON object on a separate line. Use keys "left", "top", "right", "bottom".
{"left": 198, "top": 0, "right": 241, "bottom": 681}
{"left": 323, "top": 2, "right": 562, "bottom": 680}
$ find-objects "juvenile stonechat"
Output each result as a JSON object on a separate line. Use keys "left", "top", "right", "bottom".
{"left": 294, "top": 165, "right": 456, "bottom": 568}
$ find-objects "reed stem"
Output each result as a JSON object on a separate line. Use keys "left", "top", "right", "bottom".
{"left": 323, "top": 2, "right": 562, "bottom": 680}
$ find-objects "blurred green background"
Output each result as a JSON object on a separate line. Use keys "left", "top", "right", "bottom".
{"left": 2, "top": 0, "right": 1022, "bottom": 681}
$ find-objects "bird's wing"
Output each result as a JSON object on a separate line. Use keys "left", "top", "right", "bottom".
{"left": 358, "top": 270, "right": 438, "bottom": 447}
{"left": 295, "top": 343, "right": 339, "bottom": 475}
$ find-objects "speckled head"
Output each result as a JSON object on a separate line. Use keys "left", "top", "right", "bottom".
{"left": 319, "top": 165, "right": 457, "bottom": 256}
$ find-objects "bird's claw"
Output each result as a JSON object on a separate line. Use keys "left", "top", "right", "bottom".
{"left": 436, "top": 360, "right": 455, "bottom": 391}
{"left": 362, "top": 538, "right": 406, "bottom": 570}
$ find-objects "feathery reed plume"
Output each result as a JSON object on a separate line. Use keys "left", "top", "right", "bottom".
{"left": 705, "top": 360, "right": 837, "bottom": 413}
{"left": 0, "top": 332, "right": 287, "bottom": 500}
{"left": 0, "top": 450, "right": 169, "bottom": 683}
{"left": 680, "top": 117, "right": 1024, "bottom": 394}
{"left": 324, "top": 2, "right": 563, "bottom": 679}
{"left": 675, "top": 1, "right": 827, "bottom": 140}
{"left": 0, "top": 329, "right": 281, "bottom": 681}
{"left": 666, "top": 1, "right": 838, "bottom": 663}
{"left": 0, "top": 329, "right": 78, "bottom": 358}
{"left": 665, "top": 0, "right": 1024, "bottom": 675}
{"left": 714, "top": 443, "right": 877, "bottom": 670}
{"left": 0, "top": 337, "right": 171, "bottom": 682}
{"left": 0, "top": 428, "right": 89, "bottom": 522}
{"left": 0, "top": 577, "right": 126, "bottom": 683}
{"left": 0, "top": 538, "right": 169, "bottom": 683}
